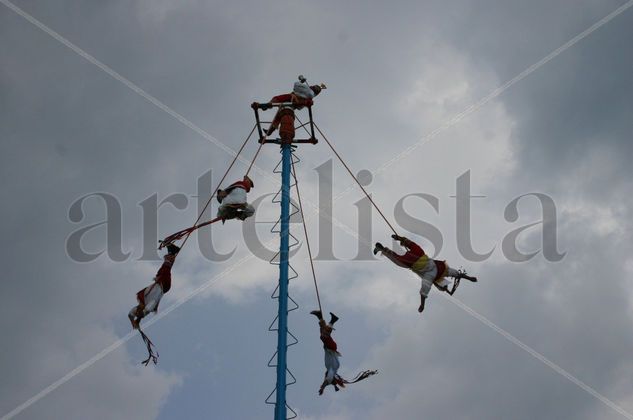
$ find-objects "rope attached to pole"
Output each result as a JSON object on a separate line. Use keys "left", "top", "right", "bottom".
{"left": 313, "top": 123, "right": 398, "bottom": 236}
{"left": 149, "top": 125, "right": 259, "bottom": 364}
{"left": 291, "top": 156, "right": 322, "bottom": 314}
{"left": 245, "top": 139, "right": 264, "bottom": 178}
{"left": 159, "top": 217, "right": 222, "bottom": 246}
{"left": 176, "top": 124, "right": 257, "bottom": 251}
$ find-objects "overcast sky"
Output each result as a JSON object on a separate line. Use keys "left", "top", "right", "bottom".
{"left": 2, "top": 0, "right": 633, "bottom": 419}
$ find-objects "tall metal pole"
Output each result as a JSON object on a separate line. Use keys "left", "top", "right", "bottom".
{"left": 274, "top": 142, "right": 292, "bottom": 420}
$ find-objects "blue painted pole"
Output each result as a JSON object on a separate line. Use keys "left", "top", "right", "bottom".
{"left": 274, "top": 142, "right": 292, "bottom": 420}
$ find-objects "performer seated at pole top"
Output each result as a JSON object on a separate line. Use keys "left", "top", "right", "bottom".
{"left": 259, "top": 75, "right": 327, "bottom": 137}
{"left": 128, "top": 244, "right": 180, "bottom": 330}
{"left": 216, "top": 175, "right": 255, "bottom": 223}
{"left": 374, "top": 234, "right": 477, "bottom": 314}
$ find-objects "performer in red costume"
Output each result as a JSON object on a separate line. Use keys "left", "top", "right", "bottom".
{"left": 128, "top": 244, "right": 180, "bottom": 329}
{"left": 216, "top": 175, "right": 255, "bottom": 223}
{"left": 310, "top": 310, "right": 344, "bottom": 394}
{"left": 374, "top": 235, "right": 477, "bottom": 313}
{"left": 310, "top": 310, "right": 378, "bottom": 394}
{"left": 259, "top": 75, "right": 327, "bottom": 139}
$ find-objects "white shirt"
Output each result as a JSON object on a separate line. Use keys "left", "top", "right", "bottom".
{"left": 293, "top": 81, "right": 315, "bottom": 99}
{"left": 221, "top": 187, "right": 247, "bottom": 206}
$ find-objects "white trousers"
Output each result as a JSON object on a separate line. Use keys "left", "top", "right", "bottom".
{"left": 324, "top": 349, "right": 340, "bottom": 383}
{"left": 222, "top": 188, "right": 247, "bottom": 205}
{"left": 129, "top": 282, "right": 164, "bottom": 319}
{"left": 414, "top": 261, "right": 460, "bottom": 297}
{"left": 217, "top": 203, "right": 255, "bottom": 219}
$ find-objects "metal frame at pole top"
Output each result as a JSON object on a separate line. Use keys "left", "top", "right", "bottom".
{"left": 274, "top": 142, "right": 292, "bottom": 420}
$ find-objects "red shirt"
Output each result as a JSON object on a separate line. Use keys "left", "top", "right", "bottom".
{"left": 393, "top": 238, "right": 425, "bottom": 268}
{"left": 321, "top": 334, "right": 338, "bottom": 352}
{"left": 225, "top": 179, "right": 252, "bottom": 194}
{"left": 272, "top": 94, "right": 313, "bottom": 108}
{"left": 393, "top": 239, "right": 448, "bottom": 281}
{"left": 155, "top": 254, "right": 175, "bottom": 293}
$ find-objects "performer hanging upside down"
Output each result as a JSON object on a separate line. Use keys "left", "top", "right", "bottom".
{"left": 310, "top": 310, "right": 378, "bottom": 394}
{"left": 128, "top": 244, "right": 180, "bottom": 329}
{"left": 216, "top": 175, "right": 255, "bottom": 223}
{"left": 374, "top": 235, "right": 477, "bottom": 314}
{"left": 310, "top": 310, "right": 344, "bottom": 394}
